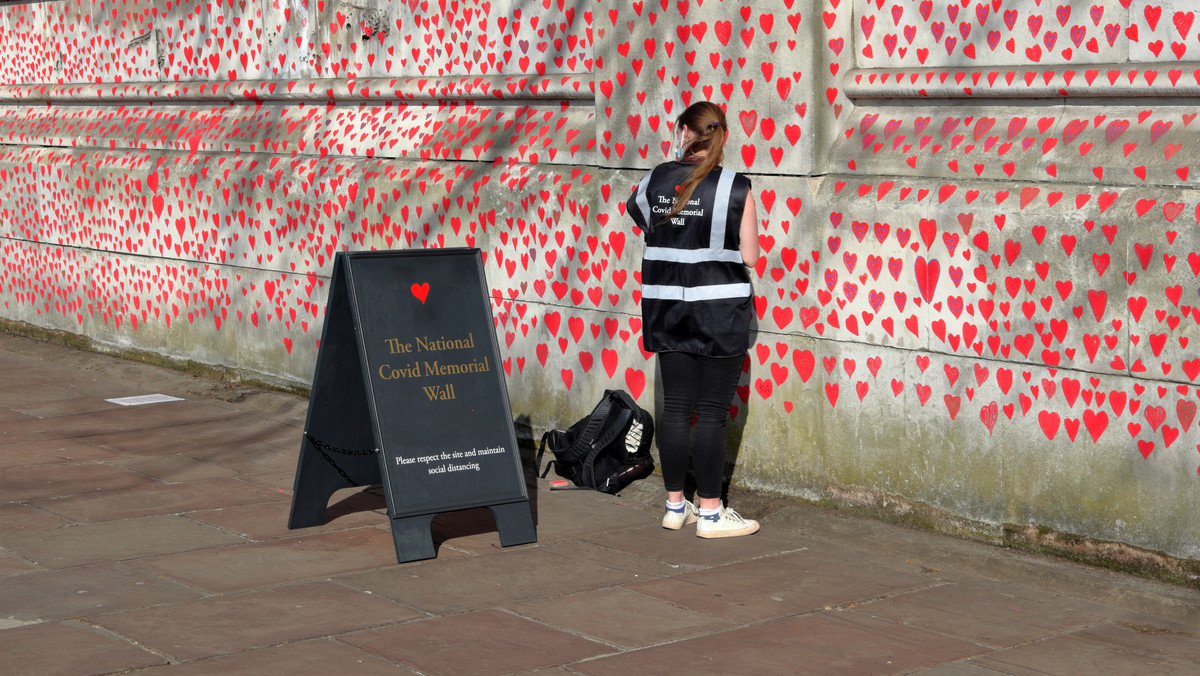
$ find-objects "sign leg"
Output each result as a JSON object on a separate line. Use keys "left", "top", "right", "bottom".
{"left": 288, "top": 438, "right": 380, "bottom": 530}
{"left": 489, "top": 501, "right": 537, "bottom": 547}
{"left": 389, "top": 514, "right": 438, "bottom": 563}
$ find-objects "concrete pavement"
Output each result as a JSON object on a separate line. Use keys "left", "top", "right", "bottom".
{"left": 0, "top": 331, "right": 1197, "bottom": 675}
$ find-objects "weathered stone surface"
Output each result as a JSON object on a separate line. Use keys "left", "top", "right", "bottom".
{"left": 126, "top": 640, "right": 418, "bottom": 675}
{"left": 626, "top": 547, "right": 932, "bottom": 625}
{"left": 340, "top": 539, "right": 675, "bottom": 615}
{"left": 0, "top": 462, "right": 154, "bottom": 502}
{"left": 95, "top": 581, "right": 420, "bottom": 661}
{"left": 572, "top": 612, "right": 986, "bottom": 675}
{"left": 0, "top": 514, "right": 243, "bottom": 568}
{"left": 189, "top": 495, "right": 386, "bottom": 541}
{"left": 973, "top": 621, "right": 1200, "bottom": 675}
{"left": 340, "top": 609, "right": 612, "bottom": 673}
{"left": 1, "top": 0, "right": 1199, "bottom": 564}
{"left": 32, "top": 477, "right": 281, "bottom": 523}
{"left": 509, "top": 587, "right": 738, "bottom": 649}
{"left": 845, "top": 583, "right": 1099, "bottom": 648}
{"left": 128, "top": 527, "right": 400, "bottom": 593}
{"left": 0, "top": 563, "right": 201, "bottom": 623}
{"left": 0, "top": 622, "right": 165, "bottom": 674}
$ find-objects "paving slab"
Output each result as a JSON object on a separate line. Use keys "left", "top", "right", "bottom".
{"left": 0, "top": 461, "right": 154, "bottom": 502}
{"left": 3, "top": 401, "right": 236, "bottom": 440}
{"left": 13, "top": 396, "right": 124, "bottom": 419}
{"left": 95, "top": 581, "right": 422, "bottom": 661}
{"left": 0, "top": 563, "right": 201, "bottom": 623}
{"left": 626, "top": 547, "right": 936, "bottom": 625}
{"left": 573, "top": 612, "right": 988, "bottom": 675}
{"left": 508, "top": 587, "right": 738, "bottom": 649}
{"left": 0, "top": 621, "right": 166, "bottom": 675}
{"left": 0, "top": 436, "right": 117, "bottom": 470}
{"left": 0, "top": 550, "right": 39, "bottom": 576}
{"left": 0, "top": 514, "right": 244, "bottom": 568}
{"left": 189, "top": 495, "right": 387, "bottom": 541}
{"left": 339, "top": 539, "right": 677, "bottom": 615}
{"left": 108, "top": 452, "right": 238, "bottom": 483}
{"left": 972, "top": 621, "right": 1200, "bottom": 675}
{"left": 761, "top": 503, "right": 999, "bottom": 572}
{"left": 523, "top": 487, "right": 664, "bottom": 542}
{"left": 128, "top": 527, "right": 402, "bottom": 593}
{"left": 0, "top": 383, "right": 81, "bottom": 408}
{"left": 340, "top": 608, "right": 613, "bottom": 674}
{"left": 913, "top": 664, "right": 1010, "bottom": 675}
{"left": 583, "top": 521, "right": 805, "bottom": 570}
{"left": 765, "top": 503, "right": 1200, "bottom": 628}
{"left": 0, "top": 502, "right": 69, "bottom": 534}
{"left": 845, "top": 581, "right": 1104, "bottom": 649}
{"left": 128, "top": 639, "right": 417, "bottom": 675}
{"left": 185, "top": 439, "right": 301, "bottom": 490}
{"left": 969, "top": 549, "right": 1200, "bottom": 629}
{"left": 0, "top": 407, "right": 34, "bottom": 424}
{"left": 31, "top": 477, "right": 283, "bottom": 522}
{"left": 89, "top": 416, "right": 296, "bottom": 457}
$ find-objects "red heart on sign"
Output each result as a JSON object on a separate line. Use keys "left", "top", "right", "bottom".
{"left": 411, "top": 282, "right": 430, "bottom": 304}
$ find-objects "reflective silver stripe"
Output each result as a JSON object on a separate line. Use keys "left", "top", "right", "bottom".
{"left": 634, "top": 171, "right": 654, "bottom": 227}
{"left": 642, "top": 283, "right": 752, "bottom": 301}
{"left": 709, "top": 168, "right": 736, "bottom": 249}
{"left": 643, "top": 246, "right": 743, "bottom": 264}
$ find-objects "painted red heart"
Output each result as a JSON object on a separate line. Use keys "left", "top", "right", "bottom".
{"left": 914, "top": 256, "right": 940, "bottom": 302}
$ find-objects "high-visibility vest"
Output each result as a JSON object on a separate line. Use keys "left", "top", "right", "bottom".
{"left": 627, "top": 161, "right": 754, "bottom": 357}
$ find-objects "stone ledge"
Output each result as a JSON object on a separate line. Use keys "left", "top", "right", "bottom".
{"left": 0, "top": 75, "right": 595, "bottom": 104}
{"left": 1003, "top": 523, "right": 1200, "bottom": 591}
{"left": 847, "top": 63, "right": 1200, "bottom": 99}
{"left": 737, "top": 474, "right": 1200, "bottom": 593}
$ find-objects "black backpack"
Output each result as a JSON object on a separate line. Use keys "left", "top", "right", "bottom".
{"left": 537, "top": 389, "right": 655, "bottom": 494}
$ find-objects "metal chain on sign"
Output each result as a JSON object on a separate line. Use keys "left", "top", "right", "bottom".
{"left": 304, "top": 432, "right": 378, "bottom": 487}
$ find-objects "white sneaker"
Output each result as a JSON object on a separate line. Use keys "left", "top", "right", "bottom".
{"left": 696, "top": 507, "right": 760, "bottom": 538}
{"left": 662, "top": 500, "right": 699, "bottom": 530}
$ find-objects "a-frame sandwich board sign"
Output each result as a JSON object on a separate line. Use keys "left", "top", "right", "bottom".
{"left": 288, "top": 249, "right": 535, "bottom": 563}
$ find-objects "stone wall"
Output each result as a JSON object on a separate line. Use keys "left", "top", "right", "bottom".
{"left": 1, "top": 0, "right": 1197, "bottom": 560}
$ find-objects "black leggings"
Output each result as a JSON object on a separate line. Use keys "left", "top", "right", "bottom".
{"left": 656, "top": 351, "right": 744, "bottom": 500}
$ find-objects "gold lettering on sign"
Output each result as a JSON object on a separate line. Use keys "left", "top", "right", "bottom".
{"left": 415, "top": 333, "right": 475, "bottom": 352}
{"left": 379, "top": 333, "right": 487, "bottom": 401}
{"left": 422, "top": 384, "right": 456, "bottom": 400}
{"left": 422, "top": 356, "right": 491, "bottom": 376}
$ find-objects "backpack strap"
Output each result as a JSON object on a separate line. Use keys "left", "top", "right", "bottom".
{"left": 536, "top": 432, "right": 593, "bottom": 489}
{"left": 538, "top": 393, "right": 620, "bottom": 483}
{"left": 554, "top": 393, "right": 621, "bottom": 465}
{"left": 585, "top": 407, "right": 633, "bottom": 458}
{"left": 578, "top": 404, "right": 633, "bottom": 489}
{"left": 536, "top": 431, "right": 554, "bottom": 478}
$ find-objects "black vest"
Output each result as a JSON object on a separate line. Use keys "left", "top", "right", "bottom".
{"left": 627, "top": 161, "right": 753, "bottom": 357}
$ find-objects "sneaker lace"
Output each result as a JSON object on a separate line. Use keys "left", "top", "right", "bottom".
{"left": 722, "top": 509, "right": 747, "bottom": 523}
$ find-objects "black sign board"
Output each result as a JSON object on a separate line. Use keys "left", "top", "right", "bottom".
{"left": 288, "top": 249, "right": 535, "bottom": 562}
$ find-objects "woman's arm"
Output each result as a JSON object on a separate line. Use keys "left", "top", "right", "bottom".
{"left": 739, "top": 193, "right": 760, "bottom": 267}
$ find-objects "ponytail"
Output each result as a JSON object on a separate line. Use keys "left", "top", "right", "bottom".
{"left": 659, "top": 103, "right": 727, "bottom": 227}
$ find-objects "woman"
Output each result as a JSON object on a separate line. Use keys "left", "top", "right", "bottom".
{"left": 625, "top": 101, "right": 761, "bottom": 538}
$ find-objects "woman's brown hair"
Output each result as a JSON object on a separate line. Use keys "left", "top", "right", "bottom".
{"left": 659, "top": 101, "right": 727, "bottom": 226}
